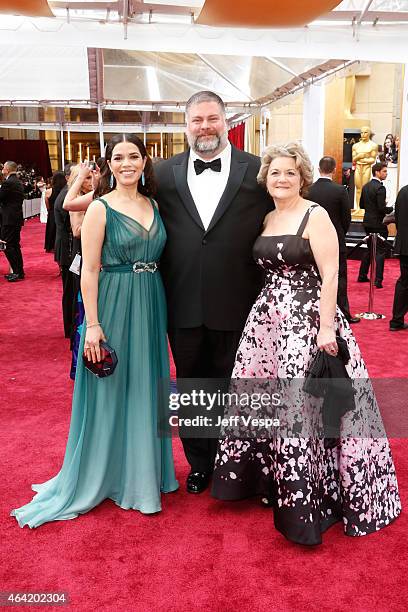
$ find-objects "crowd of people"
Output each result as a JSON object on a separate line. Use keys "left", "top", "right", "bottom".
{"left": 2, "top": 91, "right": 405, "bottom": 545}
{"left": 381, "top": 133, "right": 400, "bottom": 165}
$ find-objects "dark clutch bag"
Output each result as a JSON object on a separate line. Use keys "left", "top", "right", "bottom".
{"left": 303, "top": 336, "right": 350, "bottom": 397}
{"left": 83, "top": 341, "right": 118, "bottom": 378}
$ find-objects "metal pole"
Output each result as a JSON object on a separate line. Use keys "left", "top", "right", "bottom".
{"left": 359, "top": 232, "right": 385, "bottom": 319}
{"left": 368, "top": 232, "right": 377, "bottom": 313}
{"left": 259, "top": 110, "right": 264, "bottom": 155}
{"left": 67, "top": 128, "right": 71, "bottom": 161}
{"left": 97, "top": 104, "right": 104, "bottom": 155}
{"left": 60, "top": 125, "right": 65, "bottom": 169}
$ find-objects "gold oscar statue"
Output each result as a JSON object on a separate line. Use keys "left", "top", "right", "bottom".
{"left": 352, "top": 126, "right": 378, "bottom": 212}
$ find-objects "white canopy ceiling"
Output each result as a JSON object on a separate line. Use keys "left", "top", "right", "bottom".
{"left": 0, "top": 0, "right": 407, "bottom": 119}
{"left": 1, "top": 0, "right": 408, "bottom": 61}
{"left": 0, "top": 45, "right": 90, "bottom": 101}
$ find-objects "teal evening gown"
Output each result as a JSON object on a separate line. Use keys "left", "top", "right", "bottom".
{"left": 12, "top": 198, "right": 179, "bottom": 528}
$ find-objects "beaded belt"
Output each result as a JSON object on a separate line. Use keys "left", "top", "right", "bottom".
{"left": 264, "top": 272, "right": 320, "bottom": 290}
{"left": 102, "top": 261, "right": 158, "bottom": 274}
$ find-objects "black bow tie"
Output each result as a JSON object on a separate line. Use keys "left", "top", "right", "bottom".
{"left": 194, "top": 158, "right": 222, "bottom": 175}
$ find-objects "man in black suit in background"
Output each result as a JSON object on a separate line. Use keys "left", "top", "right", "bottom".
{"left": 358, "top": 162, "right": 391, "bottom": 288}
{"left": 308, "top": 156, "right": 359, "bottom": 324}
{"left": 0, "top": 161, "right": 25, "bottom": 282}
{"left": 156, "top": 91, "right": 272, "bottom": 493}
{"left": 390, "top": 184, "right": 408, "bottom": 331}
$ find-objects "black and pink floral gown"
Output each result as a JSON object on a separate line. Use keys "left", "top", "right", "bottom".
{"left": 212, "top": 205, "right": 401, "bottom": 545}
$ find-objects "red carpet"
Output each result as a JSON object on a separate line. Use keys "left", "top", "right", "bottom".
{"left": 1, "top": 219, "right": 407, "bottom": 611}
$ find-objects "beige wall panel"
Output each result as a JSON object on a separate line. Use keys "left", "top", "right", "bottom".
{"left": 354, "top": 103, "right": 370, "bottom": 114}
{"left": 324, "top": 77, "right": 345, "bottom": 183}
{"left": 267, "top": 94, "right": 303, "bottom": 145}
{"left": 355, "top": 76, "right": 370, "bottom": 103}
{"left": 367, "top": 103, "right": 394, "bottom": 111}
{"left": 393, "top": 64, "right": 403, "bottom": 134}
{"left": 353, "top": 63, "right": 398, "bottom": 143}
{"left": 6, "top": 129, "right": 24, "bottom": 139}
{"left": 268, "top": 116, "right": 289, "bottom": 143}
{"left": 289, "top": 116, "right": 303, "bottom": 141}
{"left": 1, "top": 107, "right": 24, "bottom": 139}
{"left": 367, "top": 64, "right": 395, "bottom": 102}
{"left": 172, "top": 133, "right": 185, "bottom": 156}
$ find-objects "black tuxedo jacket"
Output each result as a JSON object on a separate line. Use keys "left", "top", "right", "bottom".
{"left": 0, "top": 174, "right": 25, "bottom": 226}
{"left": 360, "top": 178, "right": 390, "bottom": 230}
{"left": 155, "top": 145, "right": 273, "bottom": 330}
{"left": 54, "top": 185, "right": 72, "bottom": 267}
{"left": 307, "top": 178, "right": 351, "bottom": 253}
{"left": 394, "top": 185, "right": 408, "bottom": 256}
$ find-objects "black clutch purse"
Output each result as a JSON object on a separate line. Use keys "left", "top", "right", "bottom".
{"left": 83, "top": 341, "right": 118, "bottom": 378}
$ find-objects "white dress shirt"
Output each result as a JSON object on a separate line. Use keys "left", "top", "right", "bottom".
{"left": 187, "top": 142, "right": 232, "bottom": 230}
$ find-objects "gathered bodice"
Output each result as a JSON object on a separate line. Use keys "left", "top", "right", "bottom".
{"left": 253, "top": 205, "right": 321, "bottom": 289}
{"left": 97, "top": 197, "right": 166, "bottom": 266}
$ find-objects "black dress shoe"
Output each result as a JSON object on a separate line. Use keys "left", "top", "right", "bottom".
{"left": 186, "top": 471, "right": 210, "bottom": 494}
{"left": 390, "top": 323, "right": 408, "bottom": 331}
{"left": 357, "top": 276, "right": 370, "bottom": 282}
{"left": 374, "top": 281, "right": 383, "bottom": 288}
{"left": 348, "top": 317, "right": 361, "bottom": 324}
{"left": 7, "top": 273, "right": 25, "bottom": 282}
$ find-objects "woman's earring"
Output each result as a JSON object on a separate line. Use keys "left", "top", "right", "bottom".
{"left": 141, "top": 171, "right": 145, "bottom": 187}
{"left": 109, "top": 173, "right": 114, "bottom": 189}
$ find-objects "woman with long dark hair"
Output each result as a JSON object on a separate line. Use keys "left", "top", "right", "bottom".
{"left": 44, "top": 171, "right": 66, "bottom": 252}
{"left": 383, "top": 134, "right": 398, "bottom": 164}
{"left": 12, "top": 134, "right": 178, "bottom": 528}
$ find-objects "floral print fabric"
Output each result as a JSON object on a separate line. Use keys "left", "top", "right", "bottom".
{"left": 212, "top": 207, "right": 401, "bottom": 545}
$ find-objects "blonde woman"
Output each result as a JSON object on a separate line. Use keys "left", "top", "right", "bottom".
{"left": 212, "top": 142, "right": 401, "bottom": 545}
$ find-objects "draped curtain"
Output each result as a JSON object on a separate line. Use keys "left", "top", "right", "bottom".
{"left": 0, "top": 139, "right": 52, "bottom": 178}
{"left": 228, "top": 123, "right": 245, "bottom": 150}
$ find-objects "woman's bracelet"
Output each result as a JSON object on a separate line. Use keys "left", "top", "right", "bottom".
{"left": 86, "top": 322, "right": 101, "bottom": 329}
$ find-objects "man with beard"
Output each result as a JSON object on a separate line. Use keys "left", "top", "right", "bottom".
{"left": 156, "top": 91, "right": 272, "bottom": 493}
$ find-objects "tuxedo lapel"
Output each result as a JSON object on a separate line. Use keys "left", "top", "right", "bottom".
{"left": 173, "top": 152, "right": 205, "bottom": 230}
{"left": 206, "top": 146, "right": 248, "bottom": 233}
